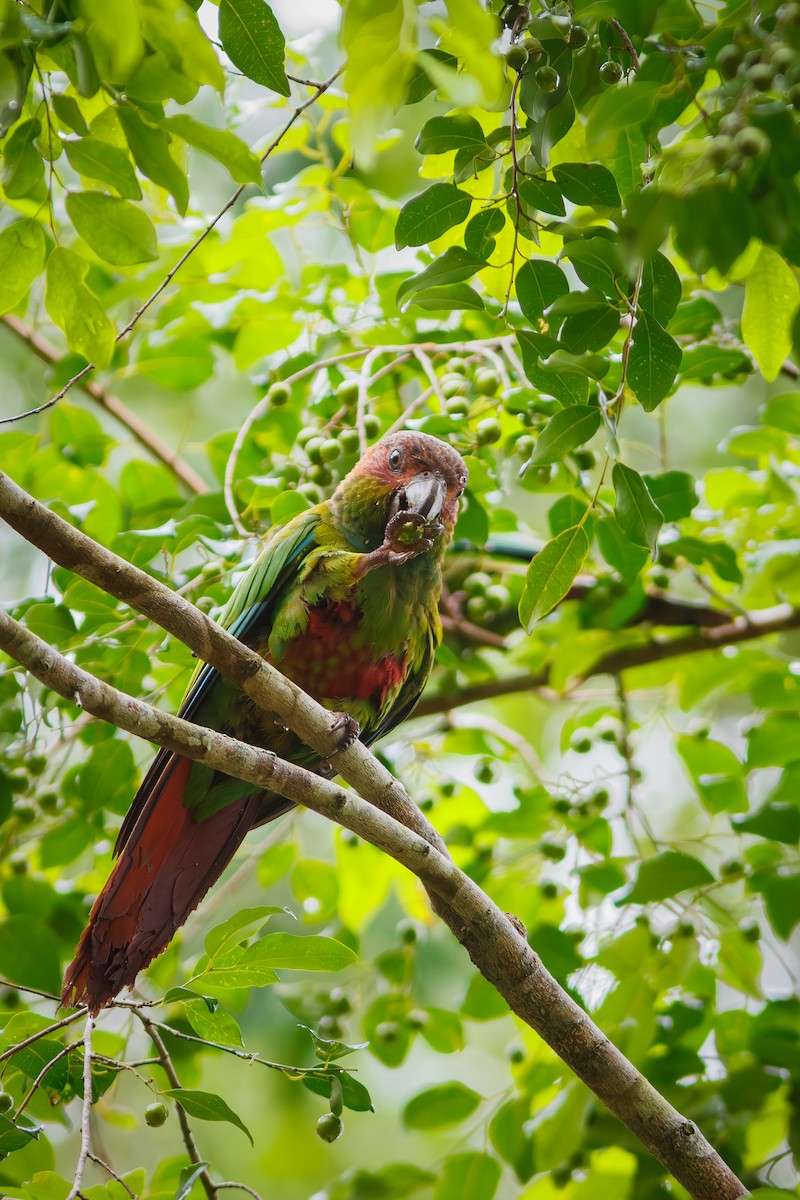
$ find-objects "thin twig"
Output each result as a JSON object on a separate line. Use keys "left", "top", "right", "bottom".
{"left": 216, "top": 1186, "right": 264, "bottom": 1200}
{"left": 0, "top": 316, "right": 207, "bottom": 494}
{"left": 137, "top": 1012, "right": 217, "bottom": 1200}
{"left": 0, "top": 1008, "right": 86, "bottom": 1064}
{"left": 66, "top": 1016, "right": 94, "bottom": 1200}
{"left": 14, "top": 1039, "right": 80, "bottom": 1120}
{"left": 87, "top": 1153, "right": 137, "bottom": 1199}
{"left": 0, "top": 68, "right": 344, "bottom": 428}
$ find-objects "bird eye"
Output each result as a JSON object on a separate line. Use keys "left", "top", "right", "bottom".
{"left": 388, "top": 447, "right": 404, "bottom": 471}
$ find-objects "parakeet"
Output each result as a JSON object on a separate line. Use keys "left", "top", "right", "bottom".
{"left": 62, "top": 431, "right": 468, "bottom": 1013}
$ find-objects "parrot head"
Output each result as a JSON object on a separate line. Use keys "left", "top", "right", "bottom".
{"left": 331, "top": 431, "right": 468, "bottom": 554}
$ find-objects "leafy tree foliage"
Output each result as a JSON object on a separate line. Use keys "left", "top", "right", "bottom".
{"left": 0, "top": 0, "right": 799, "bottom": 1197}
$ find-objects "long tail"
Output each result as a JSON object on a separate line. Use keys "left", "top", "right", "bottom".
{"left": 61, "top": 755, "right": 263, "bottom": 1013}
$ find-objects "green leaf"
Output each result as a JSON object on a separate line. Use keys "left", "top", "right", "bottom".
{"left": 404, "top": 49, "right": 458, "bottom": 104}
{"left": 638, "top": 252, "right": 681, "bottom": 325}
{"left": 163, "top": 1089, "right": 253, "bottom": 1144}
{"left": 0, "top": 219, "right": 45, "bottom": 316}
{"left": 733, "top": 803, "right": 800, "bottom": 845}
{"left": 0, "top": 1112, "right": 42, "bottom": 1154}
{"left": 163, "top": 114, "right": 263, "bottom": 185}
{"left": 204, "top": 905, "right": 286, "bottom": 962}
{"left": 1, "top": 118, "right": 45, "bottom": 200}
{"left": 0, "top": 914, "right": 61, "bottom": 992}
{"left": 395, "top": 184, "right": 472, "bottom": 250}
{"left": 623, "top": 851, "right": 714, "bottom": 904}
{"left": 642, "top": 471, "right": 697, "bottom": 522}
{"left": 52, "top": 93, "right": 89, "bottom": 135}
{"left": 628, "top": 310, "right": 682, "bottom": 411}
{"left": 403, "top": 1082, "right": 481, "bottom": 1130}
{"left": 742, "top": 244, "right": 800, "bottom": 382}
{"left": 407, "top": 284, "right": 484, "bottom": 311}
{"left": 239, "top": 932, "right": 357, "bottom": 972}
{"left": 175, "top": 1163, "right": 210, "bottom": 1200}
{"left": 518, "top": 175, "right": 565, "bottom": 216}
{"left": 117, "top": 105, "right": 189, "bottom": 215}
{"left": 559, "top": 302, "right": 620, "bottom": 354}
{"left": 747, "top": 713, "right": 800, "bottom": 768}
{"left": 489, "top": 1097, "right": 534, "bottom": 1183}
{"left": 749, "top": 873, "right": 800, "bottom": 941}
{"left": 762, "top": 393, "right": 800, "bottom": 435}
{"left": 464, "top": 208, "right": 504, "bottom": 259}
{"left": 553, "top": 162, "right": 621, "bottom": 208}
{"left": 50, "top": 403, "right": 111, "bottom": 467}
{"left": 184, "top": 1000, "right": 244, "bottom": 1047}
{"left": 612, "top": 462, "right": 663, "bottom": 554}
{"left": 66, "top": 191, "right": 158, "bottom": 266}
{"left": 397, "top": 247, "right": 486, "bottom": 306}
{"left": 560, "top": 236, "right": 622, "bottom": 295}
{"left": 519, "top": 525, "right": 589, "bottom": 632}
{"left": 435, "top": 1153, "right": 500, "bottom": 1200}
{"left": 526, "top": 407, "right": 601, "bottom": 466}
{"left": 515, "top": 259, "right": 569, "bottom": 324}
{"left": 664, "top": 536, "right": 742, "bottom": 584}
{"left": 415, "top": 114, "right": 487, "bottom": 155}
{"left": 65, "top": 136, "right": 142, "bottom": 200}
{"left": 218, "top": 0, "right": 289, "bottom": 95}
{"left": 44, "top": 247, "right": 115, "bottom": 367}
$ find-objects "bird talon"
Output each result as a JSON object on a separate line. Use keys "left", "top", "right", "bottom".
{"left": 326, "top": 711, "right": 360, "bottom": 758}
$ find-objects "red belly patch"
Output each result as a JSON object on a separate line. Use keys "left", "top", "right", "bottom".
{"left": 277, "top": 600, "right": 407, "bottom": 705}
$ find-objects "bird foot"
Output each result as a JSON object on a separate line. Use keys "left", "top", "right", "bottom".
{"left": 505, "top": 911, "right": 528, "bottom": 938}
{"left": 356, "top": 512, "right": 443, "bottom": 576}
{"left": 323, "top": 711, "right": 360, "bottom": 764}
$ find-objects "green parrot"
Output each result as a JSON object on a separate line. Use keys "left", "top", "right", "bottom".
{"left": 62, "top": 430, "right": 468, "bottom": 1012}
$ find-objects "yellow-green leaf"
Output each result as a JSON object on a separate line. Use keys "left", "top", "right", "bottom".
{"left": 742, "top": 243, "right": 800, "bottom": 382}
{"left": 44, "top": 247, "right": 115, "bottom": 367}
{"left": 0, "top": 219, "right": 45, "bottom": 316}
{"left": 519, "top": 524, "right": 589, "bottom": 632}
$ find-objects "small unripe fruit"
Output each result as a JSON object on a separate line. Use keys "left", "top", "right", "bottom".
{"left": 397, "top": 917, "right": 418, "bottom": 945}
{"left": 447, "top": 356, "right": 468, "bottom": 374}
{"left": 328, "top": 988, "right": 352, "bottom": 1015}
{"left": 338, "top": 428, "right": 360, "bottom": 453}
{"left": 316, "top": 1112, "right": 343, "bottom": 1142}
{"left": 535, "top": 64, "right": 559, "bottom": 92}
{"left": 144, "top": 1101, "right": 168, "bottom": 1127}
{"left": 305, "top": 437, "right": 324, "bottom": 464}
{"left": 571, "top": 735, "right": 592, "bottom": 754}
{"left": 506, "top": 44, "right": 529, "bottom": 72}
{"left": 719, "top": 112, "right": 743, "bottom": 136}
{"left": 599, "top": 60, "right": 623, "bottom": 84}
{"left": 709, "top": 134, "right": 736, "bottom": 166}
{"left": 465, "top": 595, "right": 488, "bottom": 621}
{"left": 519, "top": 34, "right": 544, "bottom": 60}
{"left": 474, "top": 368, "right": 500, "bottom": 396}
{"left": 38, "top": 791, "right": 58, "bottom": 813}
{"left": 553, "top": 798, "right": 572, "bottom": 814}
{"left": 336, "top": 379, "right": 360, "bottom": 406}
{"left": 568, "top": 24, "right": 589, "bottom": 48}
{"left": 465, "top": 571, "right": 492, "bottom": 596}
{"left": 721, "top": 858, "right": 744, "bottom": 877}
{"left": 446, "top": 397, "right": 470, "bottom": 417}
{"left": 362, "top": 414, "right": 382, "bottom": 438}
{"left": 442, "top": 375, "right": 469, "bottom": 398}
{"left": 484, "top": 584, "right": 510, "bottom": 612}
{"left": 28, "top": 755, "right": 47, "bottom": 776}
{"left": 716, "top": 44, "right": 742, "bottom": 79}
{"left": 540, "top": 881, "right": 558, "bottom": 899}
{"left": 734, "top": 126, "right": 770, "bottom": 157}
{"left": 474, "top": 758, "right": 495, "bottom": 784}
{"left": 506, "top": 1042, "right": 525, "bottom": 1064}
{"left": 501, "top": 4, "right": 529, "bottom": 30}
{"left": 741, "top": 919, "right": 761, "bottom": 943}
{"left": 307, "top": 463, "right": 332, "bottom": 486}
{"left": 15, "top": 802, "right": 37, "bottom": 825}
{"left": 267, "top": 382, "right": 290, "bottom": 407}
{"left": 319, "top": 438, "right": 342, "bottom": 463}
{"left": 297, "top": 426, "right": 317, "bottom": 447}
{"left": 515, "top": 434, "right": 534, "bottom": 458}
{"left": 297, "top": 482, "right": 323, "bottom": 503}
{"left": 9, "top": 855, "right": 27, "bottom": 875}
{"left": 318, "top": 1015, "right": 343, "bottom": 1039}
{"left": 475, "top": 417, "right": 502, "bottom": 445}
{"left": 747, "top": 62, "right": 774, "bottom": 90}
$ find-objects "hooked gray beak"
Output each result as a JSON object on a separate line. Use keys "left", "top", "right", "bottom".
{"left": 391, "top": 472, "right": 447, "bottom": 522}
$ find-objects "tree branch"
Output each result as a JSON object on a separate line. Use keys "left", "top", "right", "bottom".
{"left": 0, "top": 608, "right": 748, "bottom": 1198}
{"left": 414, "top": 605, "right": 800, "bottom": 717}
{"left": 65, "top": 1016, "right": 94, "bottom": 1200}
{"left": 0, "top": 314, "right": 208, "bottom": 495}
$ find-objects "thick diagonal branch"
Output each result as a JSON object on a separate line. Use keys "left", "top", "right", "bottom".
{"left": 0, "top": 608, "right": 747, "bottom": 1200}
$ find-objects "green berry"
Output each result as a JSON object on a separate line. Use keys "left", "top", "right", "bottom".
{"left": 474, "top": 368, "right": 500, "bottom": 396}
{"left": 338, "top": 428, "right": 361, "bottom": 453}
{"left": 590, "top": 789, "right": 610, "bottom": 810}
{"left": 0, "top": 1092, "right": 12, "bottom": 1114}
{"left": 721, "top": 858, "right": 744, "bottom": 877}
{"left": 676, "top": 920, "right": 695, "bottom": 939}
{"left": 316, "top": 1112, "right": 343, "bottom": 1142}
{"left": 515, "top": 434, "right": 534, "bottom": 458}
{"left": 396, "top": 917, "right": 418, "bottom": 945}
{"left": 38, "top": 790, "right": 58, "bottom": 813}
{"left": 568, "top": 24, "right": 589, "bottom": 48}
{"left": 465, "top": 595, "right": 488, "bottom": 621}
{"left": 539, "top": 840, "right": 566, "bottom": 862}
{"left": 9, "top": 855, "right": 27, "bottom": 875}
{"left": 320, "top": 438, "right": 342, "bottom": 463}
{"left": 465, "top": 571, "right": 492, "bottom": 596}
{"left": 27, "top": 754, "right": 47, "bottom": 777}
{"left": 297, "top": 426, "right": 318, "bottom": 447}
{"left": 474, "top": 758, "right": 495, "bottom": 784}
{"left": 442, "top": 375, "right": 469, "bottom": 398}
{"left": 328, "top": 987, "right": 352, "bottom": 1015}
{"left": 305, "top": 436, "right": 324, "bottom": 464}
{"left": 519, "top": 34, "right": 544, "bottom": 60}
{"left": 506, "top": 44, "right": 529, "bottom": 71}
{"left": 267, "top": 382, "right": 290, "bottom": 407}
{"left": 446, "top": 397, "right": 470, "bottom": 417}
{"left": 599, "top": 59, "right": 623, "bottom": 84}
{"left": 506, "top": 1042, "right": 526, "bottom": 1064}
{"left": 571, "top": 735, "right": 592, "bottom": 754}
{"left": 318, "top": 1015, "right": 343, "bottom": 1039}
{"left": 337, "top": 379, "right": 360, "bottom": 406}
{"left": 475, "top": 416, "right": 502, "bottom": 445}
{"left": 144, "top": 1101, "right": 168, "bottom": 1127}
{"left": 501, "top": 4, "right": 530, "bottom": 30}
{"left": 734, "top": 126, "right": 770, "bottom": 157}
{"left": 363, "top": 413, "right": 381, "bottom": 438}
{"left": 447, "top": 356, "right": 468, "bottom": 374}
{"left": 407, "top": 1008, "right": 429, "bottom": 1030}
{"left": 716, "top": 44, "right": 743, "bottom": 79}
{"left": 297, "top": 482, "right": 323, "bottom": 503}
{"left": 8, "top": 772, "right": 26, "bottom": 793}
{"left": 535, "top": 64, "right": 559, "bottom": 92}
{"left": 778, "top": 3, "right": 800, "bottom": 25}
{"left": 709, "top": 134, "right": 736, "bottom": 167}
{"left": 719, "top": 112, "right": 744, "bottom": 136}
{"left": 540, "top": 881, "right": 558, "bottom": 899}
{"left": 748, "top": 62, "right": 775, "bottom": 90}
{"left": 553, "top": 798, "right": 572, "bottom": 814}
{"left": 740, "top": 919, "right": 761, "bottom": 943}
{"left": 771, "top": 45, "right": 796, "bottom": 73}
{"left": 307, "top": 463, "right": 333, "bottom": 486}
{"left": 15, "top": 802, "right": 36, "bottom": 825}
{"left": 484, "top": 583, "right": 510, "bottom": 612}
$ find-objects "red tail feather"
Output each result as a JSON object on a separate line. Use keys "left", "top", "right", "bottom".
{"left": 61, "top": 755, "right": 260, "bottom": 1013}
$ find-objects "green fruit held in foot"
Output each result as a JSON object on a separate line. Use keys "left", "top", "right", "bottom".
{"left": 316, "top": 1112, "right": 343, "bottom": 1142}
{"left": 145, "top": 1101, "right": 168, "bottom": 1127}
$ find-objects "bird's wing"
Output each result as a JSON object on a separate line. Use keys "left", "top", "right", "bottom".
{"left": 114, "top": 509, "right": 322, "bottom": 855}
{"left": 359, "top": 621, "right": 439, "bottom": 749}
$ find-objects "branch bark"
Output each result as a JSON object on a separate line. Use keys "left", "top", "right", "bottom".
{"left": 0, "top": 511, "right": 749, "bottom": 1198}
{"left": 0, "top": 315, "right": 208, "bottom": 495}
{"left": 415, "top": 605, "right": 800, "bottom": 717}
